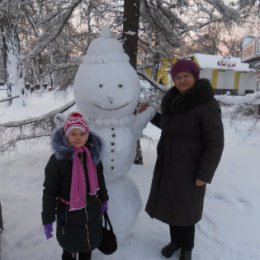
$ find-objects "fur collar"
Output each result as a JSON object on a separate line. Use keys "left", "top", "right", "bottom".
{"left": 51, "top": 128, "right": 102, "bottom": 164}
{"left": 162, "top": 79, "right": 214, "bottom": 114}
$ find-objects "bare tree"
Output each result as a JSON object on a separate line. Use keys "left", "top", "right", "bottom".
{"left": 138, "top": 0, "right": 257, "bottom": 60}
{"left": 1, "top": 0, "right": 256, "bottom": 95}
{"left": 0, "top": 11, "right": 24, "bottom": 106}
{"left": 0, "top": 0, "right": 259, "bottom": 152}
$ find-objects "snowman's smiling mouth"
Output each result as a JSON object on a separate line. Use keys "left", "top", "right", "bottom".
{"left": 94, "top": 102, "right": 129, "bottom": 111}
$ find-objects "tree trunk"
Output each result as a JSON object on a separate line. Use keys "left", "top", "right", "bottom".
{"left": 0, "top": 26, "right": 7, "bottom": 84}
{"left": 122, "top": 0, "right": 143, "bottom": 164}
{"left": 0, "top": 201, "right": 3, "bottom": 231}
{"left": 0, "top": 14, "right": 24, "bottom": 107}
{"left": 123, "top": 0, "right": 140, "bottom": 69}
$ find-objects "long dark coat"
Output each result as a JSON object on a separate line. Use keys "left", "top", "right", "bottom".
{"left": 42, "top": 129, "right": 109, "bottom": 253}
{"left": 145, "top": 79, "right": 224, "bottom": 226}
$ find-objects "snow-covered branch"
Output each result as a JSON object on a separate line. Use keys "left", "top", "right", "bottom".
{"left": 0, "top": 95, "right": 19, "bottom": 103}
{"left": 0, "top": 100, "right": 75, "bottom": 152}
{"left": 1, "top": 100, "right": 75, "bottom": 128}
{"left": 24, "top": 0, "right": 83, "bottom": 60}
{"left": 137, "top": 71, "right": 166, "bottom": 92}
{"left": 0, "top": 132, "right": 51, "bottom": 153}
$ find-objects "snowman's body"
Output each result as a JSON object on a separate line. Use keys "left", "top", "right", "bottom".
{"left": 91, "top": 114, "right": 152, "bottom": 181}
{"left": 74, "top": 28, "right": 155, "bottom": 243}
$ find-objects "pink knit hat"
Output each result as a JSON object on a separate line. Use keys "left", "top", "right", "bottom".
{"left": 64, "top": 112, "right": 89, "bottom": 137}
{"left": 170, "top": 59, "right": 200, "bottom": 83}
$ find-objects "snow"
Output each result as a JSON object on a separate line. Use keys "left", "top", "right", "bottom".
{"left": 82, "top": 27, "right": 129, "bottom": 65}
{"left": 0, "top": 89, "right": 74, "bottom": 122}
{"left": 0, "top": 92, "right": 260, "bottom": 260}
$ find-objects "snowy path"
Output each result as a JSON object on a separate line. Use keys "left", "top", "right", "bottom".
{"left": 0, "top": 118, "right": 260, "bottom": 260}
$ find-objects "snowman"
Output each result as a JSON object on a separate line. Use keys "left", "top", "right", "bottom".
{"left": 73, "top": 27, "right": 155, "bottom": 243}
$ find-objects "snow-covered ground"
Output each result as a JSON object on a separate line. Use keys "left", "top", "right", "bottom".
{"left": 0, "top": 91, "right": 260, "bottom": 260}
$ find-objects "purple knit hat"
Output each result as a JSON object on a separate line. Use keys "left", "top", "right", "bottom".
{"left": 64, "top": 112, "right": 89, "bottom": 137}
{"left": 170, "top": 59, "right": 200, "bottom": 83}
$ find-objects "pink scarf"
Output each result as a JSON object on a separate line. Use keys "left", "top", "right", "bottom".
{"left": 70, "top": 147, "right": 99, "bottom": 211}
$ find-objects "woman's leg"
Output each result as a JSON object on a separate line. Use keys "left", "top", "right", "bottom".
{"left": 62, "top": 251, "right": 76, "bottom": 260}
{"left": 78, "top": 251, "right": 92, "bottom": 260}
{"left": 161, "top": 225, "right": 180, "bottom": 258}
{"left": 177, "top": 225, "right": 195, "bottom": 260}
{"left": 170, "top": 225, "right": 180, "bottom": 245}
{"left": 177, "top": 225, "right": 195, "bottom": 251}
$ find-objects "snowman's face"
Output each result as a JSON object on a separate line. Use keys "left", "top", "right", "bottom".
{"left": 74, "top": 62, "right": 140, "bottom": 119}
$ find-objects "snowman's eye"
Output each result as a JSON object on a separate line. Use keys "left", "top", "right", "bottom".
{"left": 99, "top": 84, "right": 103, "bottom": 88}
{"left": 118, "top": 84, "right": 123, "bottom": 88}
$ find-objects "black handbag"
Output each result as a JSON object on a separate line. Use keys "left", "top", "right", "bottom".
{"left": 98, "top": 212, "right": 117, "bottom": 255}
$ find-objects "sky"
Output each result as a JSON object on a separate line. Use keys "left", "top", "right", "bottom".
{"left": 0, "top": 90, "right": 260, "bottom": 260}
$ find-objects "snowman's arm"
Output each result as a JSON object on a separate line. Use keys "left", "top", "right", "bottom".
{"left": 133, "top": 106, "right": 156, "bottom": 137}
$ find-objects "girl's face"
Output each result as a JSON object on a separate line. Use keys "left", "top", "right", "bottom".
{"left": 67, "top": 128, "right": 89, "bottom": 149}
{"left": 174, "top": 72, "right": 196, "bottom": 94}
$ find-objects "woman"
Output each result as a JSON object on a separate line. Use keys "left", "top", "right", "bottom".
{"left": 145, "top": 59, "right": 224, "bottom": 260}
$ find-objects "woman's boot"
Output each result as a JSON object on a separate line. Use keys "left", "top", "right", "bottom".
{"left": 179, "top": 250, "right": 192, "bottom": 260}
{"left": 161, "top": 242, "right": 180, "bottom": 258}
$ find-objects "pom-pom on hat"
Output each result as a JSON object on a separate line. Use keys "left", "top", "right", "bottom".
{"left": 64, "top": 112, "right": 89, "bottom": 137}
{"left": 170, "top": 59, "right": 200, "bottom": 83}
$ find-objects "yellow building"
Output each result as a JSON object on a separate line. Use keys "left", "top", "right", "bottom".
{"left": 145, "top": 53, "right": 256, "bottom": 95}
{"left": 144, "top": 57, "right": 177, "bottom": 89}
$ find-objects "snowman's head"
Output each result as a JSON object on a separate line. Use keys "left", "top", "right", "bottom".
{"left": 74, "top": 27, "right": 140, "bottom": 120}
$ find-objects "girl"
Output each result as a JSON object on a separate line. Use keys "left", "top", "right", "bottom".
{"left": 42, "top": 112, "right": 109, "bottom": 260}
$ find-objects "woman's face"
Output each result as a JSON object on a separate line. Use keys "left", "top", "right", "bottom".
{"left": 174, "top": 72, "right": 196, "bottom": 94}
{"left": 67, "top": 128, "right": 88, "bottom": 149}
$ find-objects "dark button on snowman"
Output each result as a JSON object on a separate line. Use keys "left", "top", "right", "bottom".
{"left": 74, "top": 27, "right": 155, "bottom": 243}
